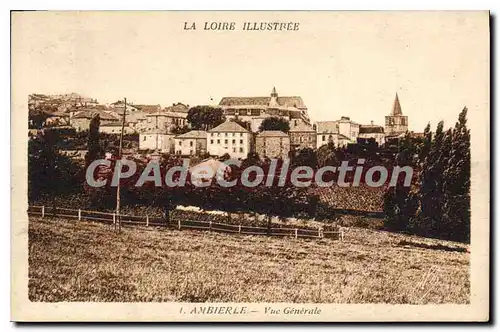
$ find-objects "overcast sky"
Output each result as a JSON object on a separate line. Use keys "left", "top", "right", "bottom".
{"left": 12, "top": 11, "right": 489, "bottom": 131}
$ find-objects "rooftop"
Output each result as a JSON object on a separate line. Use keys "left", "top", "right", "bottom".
{"left": 72, "top": 109, "right": 119, "bottom": 121}
{"left": 209, "top": 121, "right": 249, "bottom": 133}
{"left": 391, "top": 93, "right": 403, "bottom": 116}
{"left": 360, "top": 125, "right": 385, "bottom": 134}
{"left": 290, "top": 122, "right": 314, "bottom": 132}
{"left": 175, "top": 130, "right": 207, "bottom": 139}
{"left": 257, "top": 130, "right": 289, "bottom": 137}
{"left": 219, "top": 96, "right": 307, "bottom": 109}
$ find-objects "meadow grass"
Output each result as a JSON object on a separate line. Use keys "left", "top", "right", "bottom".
{"left": 28, "top": 216, "right": 469, "bottom": 303}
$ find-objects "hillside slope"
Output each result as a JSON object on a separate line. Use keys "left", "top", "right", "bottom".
{"left": 28, "top": 217, "right": 469, "bottom": 303}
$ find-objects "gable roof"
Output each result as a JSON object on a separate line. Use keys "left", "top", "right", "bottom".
{"left": 257, "top": 130, "right": 289, "bottom": 137}
{"left": 164, "top": 103, "right": 189, "bottom": 113}
{"left": 145, "top": 111, "right": 187, "bottom": 118}
{"left": 100, "top": 122, "right": 124, "bottom": 127}
{"left": 219, "top": 96, "right": 307, "bottom": 109}
{"left": 290, "top": 122, "right": 314, "bottom": 132}
{"left": 134, "top": 104, "right": 161, "bottom": 113}
{"left": 175, "top": 130, "right": 207, "bottom": 139}
{"left": 209, "top": 121, "right": 249, "bottom": 133}
{"left": 72, "top": 109, "right": 119, "bottom": 121}
{"left": 316, "top": 121, "right": 338, "bottom": 133}
{"left": 360, "top": 125, "right": 384, "bottom": 134}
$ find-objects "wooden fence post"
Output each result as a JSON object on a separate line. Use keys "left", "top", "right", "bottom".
{"left": 295, "top": 228, "right": 298, "bottom": 239}
{"left": 178, "top": 219, "right": 181, "bottom": 230}
{"left": 78, "top": 209, "right": 81, "bottom": 221}
{"left": 41, "top": 206, "right": 45, "bottom": 218}
{"left": 318, "top": 228, "right": 323, "bottom": 238}
{"left": 146, "top": 215, "right": 149, "bottom": 227}
{"left": 112, "top": 212, "right": 116, "bottom": 225}
{"left": 341, "top": 229, "right": 344, "bottom": 241}
{"left": 209, "top": 220, "right": 212, "bottom": 231}
{"left": 238, "top": 225, "right": 241, "bottom": 234}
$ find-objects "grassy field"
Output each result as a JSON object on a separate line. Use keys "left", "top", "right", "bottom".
{"left": 29, "top": 216, "right": 469, "bottom": 303}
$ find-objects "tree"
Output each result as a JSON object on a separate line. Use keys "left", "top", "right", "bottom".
{"left": 442, "top": 107, "right": 471, "bottom": 242}
{"left": 231, "top": 115, "right": 251, "bottom": 131}
{"left": 242, "top": 151, "right": 261, "bottom": 168}
{"left": 417, "top": 121, "right": 447, "bottom": 236}
{"left": 85, "top": 114, "right": 104, "bottom": 167}
{"left": 29, "top": 108, "right": 52, "bottom": 129}
{"left": 172, "top": 125, "right": 191, "bottom": 135}
{"left": 187, "top": 106, "right": 225, "bottom": 131}
{"left": 383, "top": 131, "right": 419, "bottom": 232}
{"left": 292, "top": 147, "right": 317, "bottom": 168}
{"left": 258, "top": 116, "right": 290, "bottom": 133}
{"left": 316, "top": 142, "right": 337, "bottom": 168}
{"left": 418, "top": 123, "right": 432, "bottom": 163}
{"left": 28, "top": 129, "right": 82, "bottom": 206}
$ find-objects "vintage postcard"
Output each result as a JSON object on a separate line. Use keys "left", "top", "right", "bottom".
{"left": 11, "top": 11, "right": 490, "bottom": 322}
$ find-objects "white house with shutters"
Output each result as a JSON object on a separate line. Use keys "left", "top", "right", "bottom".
{"left": 207, "top": 121, "right": 251, "bottom": 159}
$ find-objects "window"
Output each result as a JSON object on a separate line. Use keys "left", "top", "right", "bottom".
{"left": 210, "top": 139, "right": 214, "bottom": 144}
{"left": 225, "top": 139, "right": 228, "bottom": 144}
{"left": 239, "top": 147, "right": 244, "bottom": 153}
{"left": 233, "top": 133, "right": 236, "bottom": 137}
{"left": 233, "top": 147, "right": 236, "bottom": 152}
{"left": 190, "top": 149, "right": 193, "bottom": 155}
{"left": 225, "top": 133, "right": 228, "bottom": 137}
{"left": 143, "top": 136, "right": 146, "bottom": 141}
{"left": 322, "top": 135, "right": 326, "bottom": 141}
{"left": 217, "top": 133, "right": 220, "bottom": 137}
{"left": 190, "top": 141, "right": 193, "bottom": 147}
{"left": 240, "top": 139, "right": 243, "bottom": 144}
{"left": 232, "top": 139, "right": 236, "bottom": 144}
{"left": 240, "top": 133, "right": 243, "bottom": 137}
{"left": 178, "top": 141, "right": 182, "bottom": 146}
{"left": 217, "top": 139, "right": 220, "bottom": 144}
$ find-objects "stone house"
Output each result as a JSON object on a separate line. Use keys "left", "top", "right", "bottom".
{"left": 174, "top": 130, "right": 207, "bottom": 156}
{"left": 359, "top": 121, "right": 385, "bottom": 146}
{"left": 70, "top": 109, "right": 119, "bottom": 132}
{"left": 139, "top": 131, "right": 175, "bottom": 153}
{"left": 255, "top": 131, "right": 290, "bottom": 159}
{"left": 289, "top": 122, "right": 316, "bottom": 150}
{"left": 99, "top": 122, "right": 135, "bottom": 135}
{"left": 136, "top": 110, "right": 188, "bottom": 133}
{"left": 316, "top": 116, "right": 359, "bottom": 148}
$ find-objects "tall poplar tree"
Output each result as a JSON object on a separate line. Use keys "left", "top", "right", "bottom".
{"left": 85, "top": 114, "right": 104, "bottom": 167}
{"left": 442, "top": 107, "right": 471, "bottom": 242}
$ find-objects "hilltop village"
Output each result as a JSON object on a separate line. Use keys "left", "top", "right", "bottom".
{"left": 28, "top": 88, "right": 413, "bottom": 160}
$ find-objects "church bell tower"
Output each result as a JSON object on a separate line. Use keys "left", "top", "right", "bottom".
{"left": 385, "top": 93, "right": 408, "bottom": 135}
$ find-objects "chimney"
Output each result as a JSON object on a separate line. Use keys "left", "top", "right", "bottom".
{"left": 371, "top": 120, "right": 374, "bottom": 125}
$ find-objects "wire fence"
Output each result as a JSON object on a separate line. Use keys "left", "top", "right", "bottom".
{"left": 27, "top": 205, "right": 344, "bottom": 241}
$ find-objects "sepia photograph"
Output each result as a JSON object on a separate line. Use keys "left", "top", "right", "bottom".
{"left": 10, "top": 10, "right": 490, "bottom": 322}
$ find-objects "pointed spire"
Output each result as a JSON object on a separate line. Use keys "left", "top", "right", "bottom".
{"left": 391, "top": 93, "right": 402, "bottom": 116}
{"left": 271, "top": 86, "right": 278, "bottom": 98}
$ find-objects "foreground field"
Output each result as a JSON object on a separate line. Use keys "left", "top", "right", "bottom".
{"left": 29, "top": 217, "right": 469, "bottom": 303}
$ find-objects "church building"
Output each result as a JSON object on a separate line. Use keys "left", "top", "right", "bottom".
{"left": 385, "top": 93, "right": 408, "bottom": 136}
{"left": 218, "top": 87, "right": 311, "bottom": 132}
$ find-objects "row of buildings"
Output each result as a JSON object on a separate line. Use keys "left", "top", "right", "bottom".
{"left": 31, "top": 88, "right": 409, "bottom": 159}
{"left": 141, "top": 88, "right": 409, "bottom": 159}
